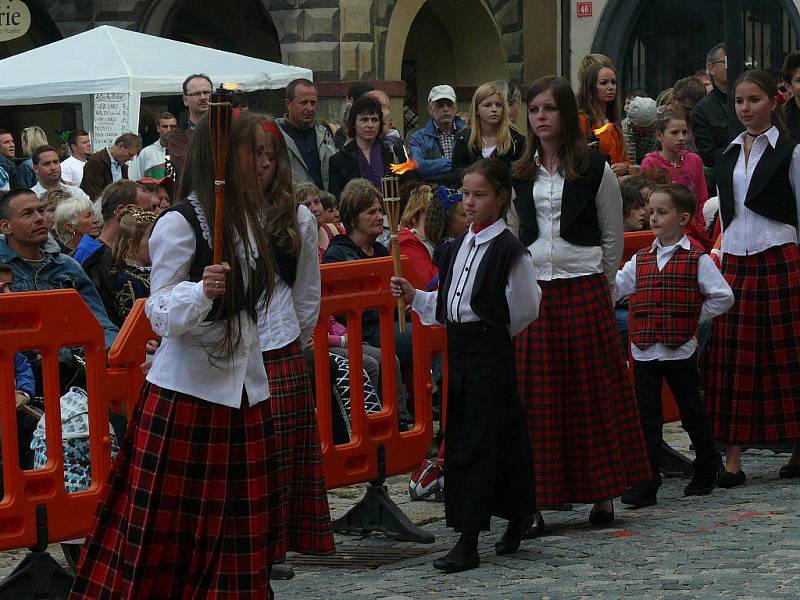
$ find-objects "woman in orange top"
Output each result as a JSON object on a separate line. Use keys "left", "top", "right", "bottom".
{"left": 577, "top": 62, "right": 631, "bottom": 177}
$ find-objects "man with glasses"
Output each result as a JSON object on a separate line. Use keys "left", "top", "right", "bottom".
{"left": 181, "top": 74, "right": 214, "bottom": 131}
{"left": 691, "top": 42, "right": 743, "bottom": 175}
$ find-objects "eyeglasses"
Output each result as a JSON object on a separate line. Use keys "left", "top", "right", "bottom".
{"left": 185, "top": 90, "right": 213, "bottom": 98}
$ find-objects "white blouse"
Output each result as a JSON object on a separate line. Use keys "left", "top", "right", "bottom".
{"left": 720, "top": 126, "right": 800, "bottom": 256}
{"left": 410, "top": 219, "right": 541, "bottom": 337}
{"left": 615, "top": 235, "right": 734, "bottom": 361}
{"left": 507, "top": 160, "right": 623, "bottom": 293}
{"left": 145, "top": 204, "right": 270, "bottom": 408}
{"left": 258, "top": 204, "right": 321, "bottom": 351}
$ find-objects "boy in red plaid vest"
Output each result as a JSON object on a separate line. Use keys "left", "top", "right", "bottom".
{"left": 615, "top": 184, "right": 734, "bottom": 507}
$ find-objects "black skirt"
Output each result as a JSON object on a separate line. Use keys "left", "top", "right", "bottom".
{"left": 444, "top": 321, "right": 535, "bottom": 532}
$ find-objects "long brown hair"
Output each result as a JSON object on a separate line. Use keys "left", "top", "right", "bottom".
{"left": 512, "top": 76, "right": 590, "bottom": 182}
{"left": 733, "top": 69, "right": 786, "bottom": 132}
{"left": 577, "top": 62, "right": 622, "bottom": 126}
{"left": 176, "top": 111, "right": 275, "bottom": 360}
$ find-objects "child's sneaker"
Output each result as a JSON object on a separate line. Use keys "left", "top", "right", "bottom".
{"left": 620, "top": 480, "right": 659, "bottom": 507}
{"left": 684, "top": 466, "right": 723, "bottom": 496}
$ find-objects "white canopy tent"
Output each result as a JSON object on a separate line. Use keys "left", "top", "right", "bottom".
{"left": 0, "top": 25, "right": 312, "bottom": 146}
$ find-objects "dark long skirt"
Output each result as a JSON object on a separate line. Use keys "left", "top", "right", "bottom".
{"left": 516, "top": 274, "right": 652, "bottom": 507}
{"left": 445, "top": 321, "right": 535, "bottom": 532}
{"left": 69, "top": 384, "right": 274, "bottom": 600}
{"left": 262, "top": 340, "right": 335, "bottom": 560}
{"left": 705, "top": 243, "right": 800, "bottom": 444}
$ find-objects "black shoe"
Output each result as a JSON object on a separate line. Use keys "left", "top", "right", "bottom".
{"left": 716, "top": 469, "right": 746, "bottom": 488}
{"left": 432, "top": 548, "right": 480, "bottom": 573}
{"left": 620, "top": 481, "right": 658, "bottom": 508}
{"left": 520, "top": 513, "right": 546, "bottom": 540}
{"left": 779, "top": 463, "right": 800, "bottom": 479}
{"left": 684, "top": 467, "right": 722, "bottom": 496}
{"left": 589, "top": 502, "right": 615, "bottom": 527}
{"left": 494, "top": 520, "right": 523, "bottom": 556}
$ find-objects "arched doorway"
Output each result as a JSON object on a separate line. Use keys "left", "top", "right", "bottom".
{"left": 385, "top": 0, "right": 507, "bottom": 137}
{"left": 592, "top": 0, "right": 800, "bottom": 96}
{"left": 138, "top": 0, "right": 284, "bottom": 140}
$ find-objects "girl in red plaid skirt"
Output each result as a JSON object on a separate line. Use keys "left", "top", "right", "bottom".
{"left": 70, "top": 112, "right": 281, "bottom": 600}
{"left": 253, "top": 116, "right": 335, "bottom": 563}
{"left": 706, "top": 70, "right": 800, "bottom": 488}
{"left": 508, "top": 76, "right": 652, "bottom": 532}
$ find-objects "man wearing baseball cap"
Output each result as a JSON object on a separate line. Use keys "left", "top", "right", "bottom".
{"left": 622, "top": 96, "right": 658, "bottom": 169}
{"left": 408, "top": 84, "right": 465, "bottom": 183}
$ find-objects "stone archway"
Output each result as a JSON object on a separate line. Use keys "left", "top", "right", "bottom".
{"left": 384, "top": 0, "right": 509, "bottom": 135}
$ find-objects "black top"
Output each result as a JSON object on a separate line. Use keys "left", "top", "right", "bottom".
{"left": 280, "top": 120, "right": 324, "bottom": 190}
{"left": 785, "top": 100, "right": 800, "bottom": 142}
{"left": 691, "top": 86, "right": 744, "bottom": 168}
{"left": 451, "top": 127, "right": 526, "bottom": 175}
{"left": 511, "top": 150, "right": 607, "bottom": 247}
{"left": 81, "top": 242, "right": 122, "bottom": 327}
{"left": 435, "top": 229, "right": 527, "bottom": 328}
{"left": 717, "top": 132, "right": 799, "bottom": 228}
{"left": 328, "top": 140, "right": 395, "bottom": 199}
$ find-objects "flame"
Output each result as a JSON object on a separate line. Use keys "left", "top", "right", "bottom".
{"left": 390, "top": 159, "right": 417, "bottom": 175}
{"left": 593, "top": 122, "right": 614, "bottom": 136}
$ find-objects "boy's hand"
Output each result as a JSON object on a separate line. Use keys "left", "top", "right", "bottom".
{"left": 390, "top": 277, "right": 416, "bottom": 306}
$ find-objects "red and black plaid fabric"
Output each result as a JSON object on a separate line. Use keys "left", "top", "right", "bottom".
{"left": 705, "top": 243, "right": 800, "bottom": 445}
{"left": 262, "top": 340, "right": 335, "bottom": 560}
{"left": 69, "top": 384, "right": 275, "bottom": 600}
{"left": 516, "top": 274, "right": 652, "bottom": 507}
{"left": 632, "top": 247, "right": 704, "bottom": 349}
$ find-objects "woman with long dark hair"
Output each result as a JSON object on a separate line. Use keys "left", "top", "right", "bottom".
{"left": 70, "top": 112, "right": 278, "bottom": 599}
{"left": 706, "top": 69, "right": 800, "bottom": 487}
{"left": 509, "top": 76, "right": 651, "bottom": 532}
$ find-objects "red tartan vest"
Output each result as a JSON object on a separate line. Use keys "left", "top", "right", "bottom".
{"left": 631, "top": 247, "right": 704, "bottom": 349}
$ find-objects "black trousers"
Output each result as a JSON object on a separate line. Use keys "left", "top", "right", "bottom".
{"left": 633, "top": 353, "right": 721, "bottom": 480}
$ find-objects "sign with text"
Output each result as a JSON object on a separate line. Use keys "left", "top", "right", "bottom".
{"left": 92, "top": 93, "right": 129, "bottom": 148}
{"left": 0, "top": 0, "right": 31, "bottom": 41}
{"left": 577, "top": 2, "right": 592, "bottom": 17}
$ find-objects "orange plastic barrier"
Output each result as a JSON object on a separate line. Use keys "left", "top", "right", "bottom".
{"left": 0, "top": 290, "right": 118, "bottom": 551}
{"left": 622, "top": 231, "right": 680, "bottom": 424}
{"left": 313, "top": 256, "right": 442, "bottom": 489}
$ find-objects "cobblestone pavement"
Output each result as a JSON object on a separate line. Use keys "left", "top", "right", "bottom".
{"left": 1, "top": 425, "right": 798, "bottom": 599}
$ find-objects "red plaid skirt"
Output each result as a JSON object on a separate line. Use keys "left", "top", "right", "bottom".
{"left": 516, "top": 274, "right": 652, "bottom": 507}
{"left": 262, "top": 340, "right": 334, "bottom": 559}
{"left": 705, "top": 243, "right": 800, "bottom": 444}
{"left": 69, "top": 384, "right": 275, "bottom": 600}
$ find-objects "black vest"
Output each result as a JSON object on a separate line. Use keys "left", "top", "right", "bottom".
{"left": 435, "top": 228, "right": 527, "bottom": 328}
{"left": 717, "top": 133, "right": 798, "bottom": 229}
{"left": 159, "top": 199, "right": 257, "bottom": 322}
{"left": 511, "top": 151, "right": 607, "bottom": 247}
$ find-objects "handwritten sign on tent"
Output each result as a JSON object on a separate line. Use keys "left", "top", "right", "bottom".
{"left": 92, "top": 93, "right": 129, "bottom": 148}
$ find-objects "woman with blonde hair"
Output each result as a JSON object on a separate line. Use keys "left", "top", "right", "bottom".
{"left": 398, "top": 184, "right": 439, "bottom": 289}
{"left": 17, "top": 126, "right": 49, "bottom": 188}
{"left": 54, "top": 195, "right": 101, "bottom": 252}
{"left": 111, "top": 204, "right": 157, "bottom": 321}
{"left": 451, "top": 82, "right": 526, "bottom": 174}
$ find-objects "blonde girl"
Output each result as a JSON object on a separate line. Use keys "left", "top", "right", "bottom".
{"left": 111, "top": 204, "right": 156, "bottom": 320}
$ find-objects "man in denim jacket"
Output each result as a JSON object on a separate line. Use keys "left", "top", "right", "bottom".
{"left": 407, "top": 84, "right": 465, "bottom": 185}
{"left": 0, "top": 189, "right": 118, "bottom": 348}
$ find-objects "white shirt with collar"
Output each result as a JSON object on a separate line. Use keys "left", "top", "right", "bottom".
{"left": 30, "top": 181, "right": 89, "bottom": 201}
{"left": 128, "top": 140, "right": 167, "bottom": 181}
{"left": 615, "top": 235, "right": 735, "bottom": 361}
{"left": 145, "top": 205, "right": 269, "bottom": 407}
{"left": 720, "top": 126, "right": 800, "bottom": 256}
{"left": 258, "top": 204, "right": 321, "bottom": 351}
{"left": 411, "top": 218, "right": 541, "bottom": 337}
{"left": 507, "top": 158, "right": 623, "bottom": 294}
{"left": 106, "top": 147, "right": 123, "bottom": 182}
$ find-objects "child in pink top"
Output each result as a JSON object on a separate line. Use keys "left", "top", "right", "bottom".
{"left": 641, "top": 107, "right": 711, "bottom": 251}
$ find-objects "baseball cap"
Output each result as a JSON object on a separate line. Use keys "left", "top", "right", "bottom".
{"left": 428, "top": 85, "right": 456, "bottom": 103}
{"left": 628, "top": 96, "right": 657, "bottom": 128}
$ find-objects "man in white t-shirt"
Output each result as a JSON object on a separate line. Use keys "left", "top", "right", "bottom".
{"left": 60, "top": 129, "right": 92, "bottom": 187}
{"left": 30, "top": 145, "right": 89, "bottom": 200}
{"left": 128, "top": 112, "right": 177, "bottom": 180}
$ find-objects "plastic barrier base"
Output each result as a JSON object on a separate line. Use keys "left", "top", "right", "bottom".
{"left": 333, "top": 481, "right": 435, "bottom": 543}
{"left": 660, "top": 441, "right": 694, "bottom": 478}
{"left": 0, "top": 549, "right": 74, "bottom": 599}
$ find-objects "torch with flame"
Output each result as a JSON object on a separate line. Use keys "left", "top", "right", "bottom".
{"left": 381, "top": 175, "right": 406, "bottom": 333}
{"left": 592, "top": 122, "right": 614, "bottom": 136}
{"left": 389, "top": 158, "right": 418, "bottom": 175}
